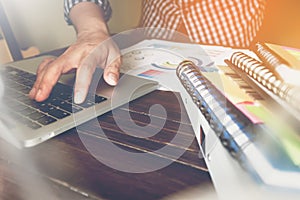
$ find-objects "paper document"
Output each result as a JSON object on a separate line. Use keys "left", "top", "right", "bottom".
{"left": 120, "top": 39, "right": 234, "bottom": 91}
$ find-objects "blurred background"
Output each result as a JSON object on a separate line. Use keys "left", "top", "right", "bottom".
{"left": 256, "top": 0, "right": 300, "bottom": 49}
{"left": 0, "top": 0, "right": 299, "bottom": 63}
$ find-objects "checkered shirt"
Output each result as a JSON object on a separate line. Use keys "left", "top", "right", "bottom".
{"left": 64, "top": 0, "right": 266, "bottom": 48}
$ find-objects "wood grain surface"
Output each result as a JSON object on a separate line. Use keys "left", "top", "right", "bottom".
{"left": 0, "top": 78, "right": 215, "bottom": 199}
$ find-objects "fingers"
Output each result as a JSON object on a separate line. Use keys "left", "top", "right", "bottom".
{"left": 73, "top": 54, "right": 120, "bottom": 104}
{"left": 102, "top": 40, "right": 121, "bottom": 86}
{"left": 103, "top": 57, "right": 121, "bottom": 86}
{"left": 29, "top": 59, "right": 63, "bottom": 102}
{"left": 74, "top": 63, "right": 96, "bottom": 104}
{"left": 28, "top": 33, "right": 121, "bottom": 104}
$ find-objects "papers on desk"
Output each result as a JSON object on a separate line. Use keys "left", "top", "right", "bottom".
{"left": 121, "top": 39, "right": 300, "bottom": 191}
{"left": 120, "top": 39, "right": 234, "bottom": 92}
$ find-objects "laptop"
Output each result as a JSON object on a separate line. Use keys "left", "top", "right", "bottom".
{"left": 0, "top": 55, "right": 158, "bottom": 148}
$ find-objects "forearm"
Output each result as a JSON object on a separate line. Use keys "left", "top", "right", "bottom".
{"left": 69, "top": 2, "right": 110, "bottom": 36}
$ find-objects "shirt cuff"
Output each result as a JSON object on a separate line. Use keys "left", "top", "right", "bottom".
{"left": 64, "top": 0, "right": 112, "bottom": 25}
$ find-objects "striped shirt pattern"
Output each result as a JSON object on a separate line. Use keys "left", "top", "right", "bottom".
{"left": 64, "top": 0, "right": 266, "bottom": 48}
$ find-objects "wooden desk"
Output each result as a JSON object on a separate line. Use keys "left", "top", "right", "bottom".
{"left": 0, "top": 89, "right": 216, "bottom": 199}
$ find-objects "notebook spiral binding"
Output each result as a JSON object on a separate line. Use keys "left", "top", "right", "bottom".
{"left": 176, "top": 60, "right": 255, "bottom": 162}
{"left": 176, "top": 60, "right": 300, "bottom": 189}
{"left": 254, "top": 42, "right": 288, "bottom": 68}
{"left": 230, "top": 52, "right": 300, "bottom": 112}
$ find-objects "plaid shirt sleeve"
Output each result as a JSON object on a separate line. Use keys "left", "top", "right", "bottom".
{"left": 64, "top": 0, "right": 112, "bottom": 25}
{"left": 141, "top": 0, "right": 267, "bottom": 48}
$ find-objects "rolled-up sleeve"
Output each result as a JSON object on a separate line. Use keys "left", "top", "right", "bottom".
{"left": 64, "top": 0, "right": 112, "bottom": 25}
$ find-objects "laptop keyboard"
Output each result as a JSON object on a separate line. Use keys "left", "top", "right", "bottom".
{"left": 1, "top": 66, "right": 107, "bottom": 130}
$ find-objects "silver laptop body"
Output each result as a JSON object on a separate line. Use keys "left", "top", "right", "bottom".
{"left": 0, "top": 55, "right": 158, "bottom": 148}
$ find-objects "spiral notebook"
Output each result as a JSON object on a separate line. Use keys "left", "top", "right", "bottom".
{"left": 229, "top": 50, "right": 300, "bottom": 116}
{"left": 176, "top": 58, "right": 300, "bottom": 190}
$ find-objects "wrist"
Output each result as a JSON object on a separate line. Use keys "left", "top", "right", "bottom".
{"left": 76, "top": 18, "right": 110, "bottom": 36}
{"left": 70, "top": 2, "right": 110, "bottom": 36}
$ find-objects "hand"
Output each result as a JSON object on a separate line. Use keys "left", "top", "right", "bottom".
{"left": 29, "top": 30, "right": 121, "bottom": 104}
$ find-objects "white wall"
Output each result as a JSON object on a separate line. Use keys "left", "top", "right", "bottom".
{"left": 1, "top": 0, "right": 142, "bottom": 53}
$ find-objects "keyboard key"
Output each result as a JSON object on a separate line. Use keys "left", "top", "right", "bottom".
{"left": 19, "top": 86, "right": 31, "bottom": 94}
{"left": 53, "top": 100, "right": 82, "bottom": 113}
{"left": 14, "top": 103, "right": 28, "bottom": 112}
{"left": 95, "top": 95, "right": 107, "bottom": 103}
{"left": 20, "top": 107, "right": 36, "bottom": 116}
{"left": 56, "top": 91, "right": 72, "bottom": 101}
{"left": 27, "top": 121, "right": 42, "bottom": 129}
{"left": 51, "top": 98, "right": 66, "bottom": 107}
{"left": 16, "top": 94, "right": 30, "bottom": 103}
{"left": 38, "top": 103, "right": 54, "bottom": 113}
{"left": 5, "top": 99, "right": 22, "bottom": 108}
{"left": 72, "top": 106, "right": 83, "bottom": 113}
{"left": 19, "top": 97, "right": 35, "bottom": 105}
{"left": 48, "top": 107, "right": 70, "bottom": 119}
{"left": 23, "top": 100, "right": 42, "bottom": 109}
{"left": 18, "top": 116, "right": 41, "bottom": 129}
{"left": 38, "top": 116, "right": 57, "bottom": 125}
{"left": 28, "top": 111, "right": 46, "bottom": 121}
{"left": 78, "top": 100, "right": 95, "bottom": 108}
{"left": 22, "top": 72, "right": 36, "bottom": 80}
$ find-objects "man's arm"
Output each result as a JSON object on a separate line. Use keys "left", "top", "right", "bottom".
{"left": 69, "top": 1, "right": 109, "bottom": 35}
{"left": 29, "top": 1, "right": 120, "bottom": 104}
